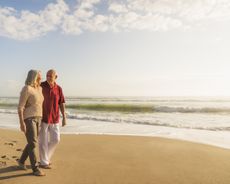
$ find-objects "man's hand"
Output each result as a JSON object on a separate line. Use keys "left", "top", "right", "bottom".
{"left": 62, "top": 117, "right": 67, "bottom": 127}
{"left": 60, "top": 103, "right": 67, "bottom": 127}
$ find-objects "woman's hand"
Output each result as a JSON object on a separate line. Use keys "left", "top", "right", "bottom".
{"left": 20, "top": 122, "right": 26, "bottom": 133}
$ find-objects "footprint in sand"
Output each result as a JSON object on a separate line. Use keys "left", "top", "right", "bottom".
{"left": 16, "top": 148, "right": 23, "bottom": 152}
{"left": 1, "top": 155, "right": 10, "bottom": 160}
{"left": 4, "top": 142, "right": 16, "bottom": 146}
{"left": 0, "top": 161, "right": 7, "bottom": 167}
{"left": 12, "top": 156, "right": 19, "bottom": 161}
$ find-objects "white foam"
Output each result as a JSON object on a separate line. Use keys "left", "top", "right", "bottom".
{"left": 62, "top": 117, "right": 230, "bottom": 149}
{"left": 1, "top": 113, "right": 230, "bottom": 149}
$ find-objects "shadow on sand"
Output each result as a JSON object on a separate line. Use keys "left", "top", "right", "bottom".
{"left": 0, "top": 165, "right": 32, "bottom": 180}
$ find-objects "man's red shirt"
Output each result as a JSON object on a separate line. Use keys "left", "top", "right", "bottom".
{"left": 41, "top": 81, "right": 65, "bottom": 124}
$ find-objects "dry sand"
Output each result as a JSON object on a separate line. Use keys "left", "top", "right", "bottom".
{"left": 1, "top": 128, "right": 230, "bottom": 184}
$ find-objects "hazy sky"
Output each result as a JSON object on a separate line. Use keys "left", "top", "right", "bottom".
{"left": 1, "top": 0, "right": 230, "bottom": 97}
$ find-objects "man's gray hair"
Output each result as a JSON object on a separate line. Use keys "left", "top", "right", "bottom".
{"left": 47, "top": 69, "right": 57, "bottom": 76}
{"left": 25, "top": 70, "right": 39, "bottom": 87}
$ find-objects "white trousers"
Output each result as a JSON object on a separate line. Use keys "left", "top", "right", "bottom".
{"left": 39, "top": 122, "right": 60, "bottom": 165}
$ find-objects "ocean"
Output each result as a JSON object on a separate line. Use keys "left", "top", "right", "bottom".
{"left": 1, "top": 96, "right": 230, "bottom": 149}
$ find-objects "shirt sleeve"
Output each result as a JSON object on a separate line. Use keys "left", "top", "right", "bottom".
{"left": 18, "top": 86, "right": 29, "bottom": 112}
{"left": 58, "top": 86, "right": 65, "bottom": 104}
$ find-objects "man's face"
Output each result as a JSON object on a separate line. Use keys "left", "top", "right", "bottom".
{"left": 46, "top": 71, "right": 56, "bottom": 84}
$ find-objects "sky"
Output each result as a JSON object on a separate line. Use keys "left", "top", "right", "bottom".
{"left": 1, "top": 0, "right": 230, "bottom": 97}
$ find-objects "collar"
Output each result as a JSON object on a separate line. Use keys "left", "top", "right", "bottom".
{"left": 44, "top": 81, "right": 57, "bottom": 89}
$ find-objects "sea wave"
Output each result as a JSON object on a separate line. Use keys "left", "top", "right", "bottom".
{"left": 1, "top": 107, "right": 230, "bottom": 131}
{"left": 153, "top": 106, "right": 230, "bottom": 113}
{"left": 0, "top": 109, "right": 17, "bottom": 114}
{"left": 67, "top": 104, "right": 230, "bottom": 114}
{"left": 1, "top": 102, "right": 230, "bottom": 114}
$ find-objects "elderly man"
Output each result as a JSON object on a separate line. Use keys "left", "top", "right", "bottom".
{"left": 39, "top": 69, "right": 66, "bottom": 169}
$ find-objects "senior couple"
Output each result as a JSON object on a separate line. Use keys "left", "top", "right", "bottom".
{"left": 17, "top": 69, "right": 66, "bottom": 176}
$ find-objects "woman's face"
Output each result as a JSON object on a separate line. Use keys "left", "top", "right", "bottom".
{"left": 37, "top": 71, "right": 42, "bottom": 85}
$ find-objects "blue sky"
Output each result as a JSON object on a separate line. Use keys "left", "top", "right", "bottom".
{"left": 1, "top": 0, "right": 230, "bottom": 96}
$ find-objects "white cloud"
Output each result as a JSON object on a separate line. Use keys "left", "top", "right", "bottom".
{"left": 78, "top": 0, "right": 101, "bottom": 9}
{"left": 62, "top": 0, "right": 109, "bottom": 34}
{"left": 0, "top": 0, "right": 69, "bottom": 40}
{"left": 108, "top": 2, "right": 128, "bottom": 13}
{"left": 61, "top": 14, "right": 82, "bottom": 35}
{"left": 1, "top": 0, "right": 230, "bottom": 40}
{"left": 107, "top": 0, "right": 230, "bottom": 32}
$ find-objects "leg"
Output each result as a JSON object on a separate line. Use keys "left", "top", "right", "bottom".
{"left": 39, "top": 122, "right": 49, "bottom": 165}
{"left": 48, "top": 123, "right": 60, "bottom": 162}
{"left": 19, "top": 144, "right": 29, "bottom": 165}
{"left": 24, "top": 118, "right": 39, "bottom": 172}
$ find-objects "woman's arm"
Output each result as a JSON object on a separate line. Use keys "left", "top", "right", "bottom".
{"left": 18, "top": 109, "right": 26, "bottom": 133}
{"left": 18, "top": 86, "right": 29, "bottom": 133}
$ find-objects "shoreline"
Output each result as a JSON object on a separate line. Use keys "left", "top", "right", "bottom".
{"left": 2, "top": 124, "right": 230, "bottom": 150}
{"left": 1, "top": 113, "right": 230, "bottom": 150}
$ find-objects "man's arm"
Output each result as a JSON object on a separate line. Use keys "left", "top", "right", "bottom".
{"left": 60, "top": 103, "right": 67, "bottom": 127}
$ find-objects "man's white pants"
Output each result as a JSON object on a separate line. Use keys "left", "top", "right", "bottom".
{"left": 39, "top": 122, "right": 60, "bottom": 165}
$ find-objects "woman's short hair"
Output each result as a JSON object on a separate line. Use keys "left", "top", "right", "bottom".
{"left": 25, "top": 70, "right": 40, "bottom": 87}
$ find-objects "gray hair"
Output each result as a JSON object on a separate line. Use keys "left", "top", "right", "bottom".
{"left": 25, "top": 70, "right": 40, "bottom": 87}
{"left": 47, "top": 69, "right": 57, "bottom": 76}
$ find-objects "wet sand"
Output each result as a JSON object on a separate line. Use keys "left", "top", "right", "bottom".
{"left": 1, "top": 128, "right": 230, "bottom": 184}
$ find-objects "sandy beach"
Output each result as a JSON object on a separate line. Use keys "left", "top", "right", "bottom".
{"left": 1, "top": 128, "right": 230, "bottom": 184}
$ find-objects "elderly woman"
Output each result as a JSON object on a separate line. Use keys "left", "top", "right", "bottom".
{"left": 17, "top": 70, "right": 45, "bottom": 176}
